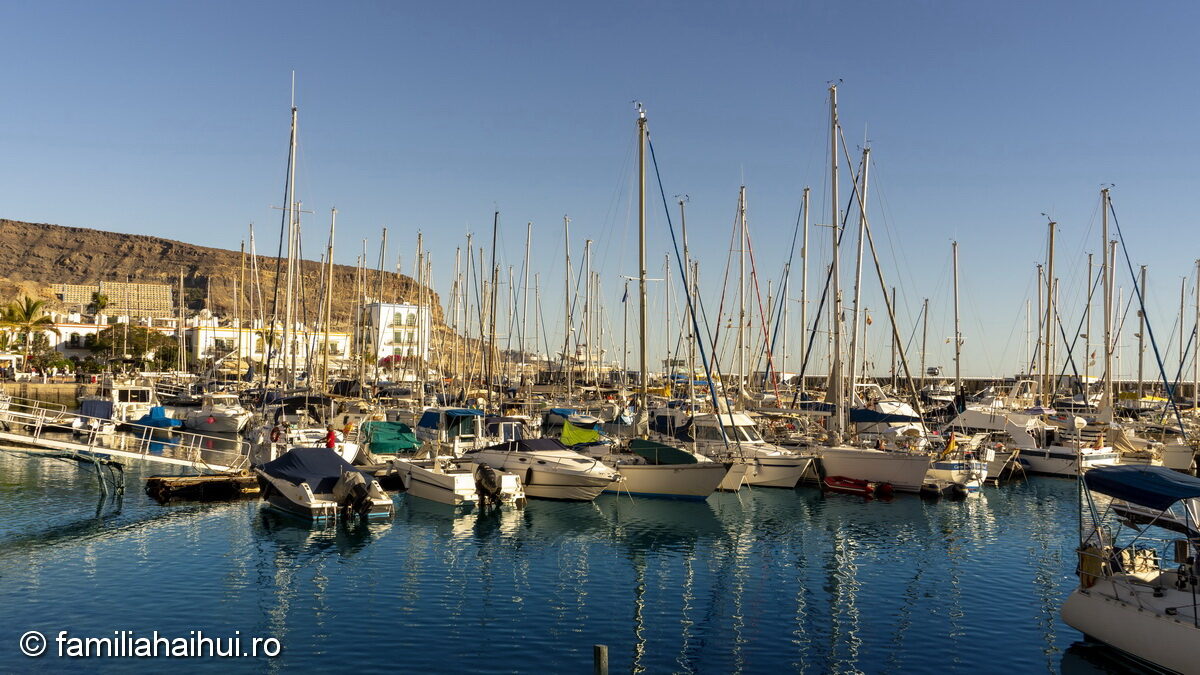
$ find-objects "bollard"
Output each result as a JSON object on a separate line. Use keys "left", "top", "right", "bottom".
{"left": 593, "top": 644, "right": 608, "bottom": 675}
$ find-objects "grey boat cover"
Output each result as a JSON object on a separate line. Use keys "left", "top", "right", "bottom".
{"left": 260, "top": 447, "right": 374, "bottom": 495}
{"left": 1085, "top": 465, "right": 1200, "bottom": 512}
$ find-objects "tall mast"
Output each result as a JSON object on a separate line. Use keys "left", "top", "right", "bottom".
{"left": 282, "top": 99, "right": 299, "bottom": 389}
{"left": 1138, "top": 265, "right": 1147, "bottom": 398}
{"left": 637, "top": 103, "right": 649, "bottom": 430}
{"left": 828, "top": 84, "right": 845, "bottom": 437}
{"left": 920, "top": 298, "right": 929, "bottom": 389}
{"left": 1181, "top": 276, "right": 1187, "bottom": 381}
{"left": 237, "top": 242, "right": 245, "bottom": 374}
{"left": 563, "top": 215, "right": 572, "bottom": 398}
{"left": 522, "top": 222, "right": 532, "bottom": 367}
{"left": 679, "top": 196, "right": 694, "bottom": 401}
{"left": 321, "top": 209, "right": 336, "bottom": 388}
{"left": 737, "top": 185, "right": 747, "bottom": 395}
{"left": 584, "top": 239, "right": 593, "bottom": 383}
{"left": 848, "top": 148, "right": 869, "bottom": 403}
{"left": 1044, "top": 221, "right": 1056, "bottom": 402}
{"left": 799, "top": 186, "right": 810, "bottom": 389}
{"left": 952, "top": 240, "right": 961, "bottom": 394}
{"left": 374, "top": 227, "right": 387, "bottom": 385}
{"left": 1085, "top": 252, "right": 1092, "bottom": 386}
{"left": 177, "top": 268, "right": 186, "bottom": 372}
{"left": 488, "top": 210, "right": 499, "bottom": 412}
{"left": 1194, "top": 259, "right": 1199, "bottom": 410}
{"left": 1101, "top": 188, "right": 1114, "bottom": 422}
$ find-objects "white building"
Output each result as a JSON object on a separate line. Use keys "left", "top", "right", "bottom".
{"left": 355, "top": 302, "right": 432, "bottom": 363}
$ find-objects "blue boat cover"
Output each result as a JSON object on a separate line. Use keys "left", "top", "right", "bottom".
{"left": 446, "top": 408, "right": 484, "bottom": 418}
{"left": 260, "top": 447, "right": 374, "bottom": 494}
{"left": 848, "top": 408, "right": 921, "bottom": 424}
{"left": 549, "top": 408, "right": 577, "bottom": 417}
{"left": 1085, "top": 465, "right": 1200, "bottom": 511}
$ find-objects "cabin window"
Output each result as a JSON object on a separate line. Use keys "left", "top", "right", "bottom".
{"left": 694, "top": 426, "right": 724, "bottom": 441}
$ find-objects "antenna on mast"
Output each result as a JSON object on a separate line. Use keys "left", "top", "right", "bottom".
{"left": 290, "top": 71, "right": 296, "bottom": 109}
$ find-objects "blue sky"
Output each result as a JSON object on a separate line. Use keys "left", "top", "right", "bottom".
{"left": 2, "top": 1, "right": 1197, "bottom": 378}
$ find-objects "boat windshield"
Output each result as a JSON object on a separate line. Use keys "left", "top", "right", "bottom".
{"left": 733, "top": 425, "right": 762, "bottom": 442}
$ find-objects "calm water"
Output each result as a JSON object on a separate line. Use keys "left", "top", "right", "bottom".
{"left": 0, "top": 450, "right": 1148, "bottom": 673}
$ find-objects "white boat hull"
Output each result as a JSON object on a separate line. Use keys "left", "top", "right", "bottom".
{"left": 468, "top": 449, "right": 617, "bottom": 501}
{"left": 605, "top": 462, "right": 728, "bottom": 499}
{"left": 391, "top": 459, "right": 525, "bottom": 506}
{"left": 1019, "top": 446, "right": 1119, "bottom": 477}
{"left": 718, "top": 462, "right": 749, "bottom": 491}
{"left": 926, "top": 460, "right": 989, "bottom": 492}
{"left": 1062, "top": 585, "right": 1200, "bottom": 673}
{"left": 184, "top": 411, "right": 250, "bottom": 434}
{"left": 818, "top": 447, "right": 931, "bottom": 493}
{"left": 737, "top": 455, "right": 814, "bottom": 488}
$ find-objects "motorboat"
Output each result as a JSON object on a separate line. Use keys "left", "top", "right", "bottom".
{"left": 649, "top": 409, "right": 815, "bottom": 488}
{"left": 386, "top": 456, "right": 525, "bottom": 507}
{"left": 78, "top": 377, "right": 159, "bottom": 426}
{"left": 585, "top": 438, "right": 729, "bottom": 500}
{"left": 463, "top": 438, "right": 619, "bottom": 501}
{"left": 183, "top": 392, "right": 252, "bottom": 433}
{"left": 359, "top": 420, "right": 421, "bottom": 461}
{"left": 256, "top": 447, "right": 394, "bottom": 523}
{"left": 1061, "top": 465, "right": 1200, "bottom": 672}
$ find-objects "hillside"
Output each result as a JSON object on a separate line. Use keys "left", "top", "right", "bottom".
{"left": 0, "top": 219, "right": 441, "bottom": 330}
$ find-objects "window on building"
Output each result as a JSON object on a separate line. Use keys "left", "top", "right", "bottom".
{"left": 407, "top": 313, "right": 417, "bottom": 326}
{"left": 69, "top": 333, "right": 81, "bottom": 348}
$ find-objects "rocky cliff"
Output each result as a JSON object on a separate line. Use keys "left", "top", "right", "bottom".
{"left": 0, "top": 219, "right": 441, "bottom": 329}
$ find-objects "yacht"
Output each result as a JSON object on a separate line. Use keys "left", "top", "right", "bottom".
{"left": 386, "top": 456, "right": 525, "bottom": 507}
{"left": 256, "top": 447, "right": 394, "bottom": 523}
{"left": 463, "top": 438, "right": 619, "bottom": 501}
{"left": 183, "top": 392, "right": 252, "bottom": 433}
{"left": 650, "top": 409, "right": 815, "bottom": 488}
{"left": 1061, "top": 464, "right": 1200, "bottom": 672}
{"left": 816, "top": 444, "right": 933, "bottom": 494}
{"left": 79, "top": 377, "right": 159, "bottom": 426}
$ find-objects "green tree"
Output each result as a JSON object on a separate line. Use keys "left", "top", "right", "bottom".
{"left": 90, "top": 324, "right": 179, "bottom": 370}
{"left": 2, "top": 297, "right": 60, "bottom": 372}
{"left": 89, "top": 292, "right": 109, "bottom": 315}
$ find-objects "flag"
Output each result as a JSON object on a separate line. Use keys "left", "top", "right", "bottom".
{"left": 865, "top": 313, "right": 873, "bottom": 325}
{"left": 621, "top": 286, "right": 628, "bottom": 303}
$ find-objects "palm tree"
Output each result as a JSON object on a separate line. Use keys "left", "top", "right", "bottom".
{"left": 3, "top": 297, "right": 60, "bottom": 372}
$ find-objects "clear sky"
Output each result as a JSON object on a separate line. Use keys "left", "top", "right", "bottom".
{"left": 2, "top": 1, "right": 1197, "bottom": 379}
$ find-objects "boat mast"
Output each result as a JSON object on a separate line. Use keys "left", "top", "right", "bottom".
{"left": 282, "top": 96, "right": 299, "bottom": 389}
{"left": 679, "top": 196, "right": 694, "bottom": 402}
{"left": 828, "top": 84, "right": 845, "bottom": 438}
{"left": 1085, "top": 252, "right": 1093, "bottom": 387}
{"left": 522, "top": 222, "right": 532, "bottom": 371}
{"left": 1101, "top": 187, "right": 1114, "bottom": 422}
{"left": 1044, "top": 221, "right": 1056, "bottom": 403}
{"left": 584, "top": 239, "right": 593, "bottom": 384}
{"left": 637, "top": 103, "right": 648, "bottom": 433}
{"left": 952, "top": 240, "right": 961, "bottom": 396}
{"left": 562, "top": 215, "right": 572, "bottom": 399}
{"left": 321, "top": 209, "right": 335, "bottom": 389}
{"left": 1194, "top": 259, "right": 1199, "bottom": 410}
{"left": 920, "top": 298, "right": 929, "bottom": 390}
{"left": 1138, "top": 265, "right": 1147, "bottom": 398}
{"left": 848, "top": 148, "right": 869, "bottom": 405}
{"left": 799, "top": 186, "right": 810, "bottom": 390}
{"left": 738, "top": 185, "right": 747, "bottom": 399}
{"left": 488, "top": 210, "right": 499, "bottom": 412}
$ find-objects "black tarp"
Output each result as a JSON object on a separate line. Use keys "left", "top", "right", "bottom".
{"left": 260, "top": 447, "right": 373, "bottom": 494}
{"left": 477, "top": 438, "right": 569, "bottom": 453}
{"left": 1085, "top": 465, "right": 1200, "bottom": 512}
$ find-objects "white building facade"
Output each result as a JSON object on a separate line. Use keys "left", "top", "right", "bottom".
{"left": 355, "top": 303, "right": 432, "bottom": 364}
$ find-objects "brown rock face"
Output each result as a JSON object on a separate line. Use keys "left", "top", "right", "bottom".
{"left": 0, "top": 219, "right": 442, "bottom": 329}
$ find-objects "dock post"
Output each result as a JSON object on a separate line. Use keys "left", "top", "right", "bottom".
{"left": 593, "top": 644, "right": 608, "bottom": 675}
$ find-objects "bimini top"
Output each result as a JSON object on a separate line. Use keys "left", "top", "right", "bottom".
{"left": 1085, "top": 465, "right": 1200, "bottom": 512}
{"left": 259, "top": 447, "right": 374, "bottom": 494}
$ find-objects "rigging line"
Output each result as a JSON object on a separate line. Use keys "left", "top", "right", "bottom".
{"left": 1109, "top": 199, "right": 1190, "bottom": 441}
{"left": 646, "top": 133, "right": 724, "bottom": 421}
{"left": 1053, "top": 269, "right": 1103, "bottom": 392}
{"left": 711, "top": 194, "right": 746, "bottom": 358}
{"left": 762, "top": 190, "right": 806, "bottom": 386}
{"left": 741, "top": 214, "right": 783, "bottom": 400}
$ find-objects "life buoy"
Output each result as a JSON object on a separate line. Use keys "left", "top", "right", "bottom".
{"left": 270, "top": 427, "right": 282, "bottom": 443}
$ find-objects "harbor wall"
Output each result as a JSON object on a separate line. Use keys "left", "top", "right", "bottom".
{"left": 6, "top": 383, "right": 97, "bottom": 409}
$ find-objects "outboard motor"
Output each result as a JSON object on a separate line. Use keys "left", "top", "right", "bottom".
{"left": 332, "top": 469, "right": 371, "bottom": 517}
{"left": 474, "top": 464, "right": 503, "bottom": 507}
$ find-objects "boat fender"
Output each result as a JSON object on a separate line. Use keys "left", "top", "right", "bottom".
{"left": 1078, "top": 545, "right": 1104, "bottom": 588}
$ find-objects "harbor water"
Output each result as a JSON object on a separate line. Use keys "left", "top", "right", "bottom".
{"left": 0, "top": 450, "right": 1147, "bottom": 673}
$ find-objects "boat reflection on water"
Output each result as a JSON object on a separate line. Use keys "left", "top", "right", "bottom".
{"left": 255, "top": 507, "right": 389, "bottom": 558}
{"left": 1060, "top": 641, "right": 1155, "bottom": 675}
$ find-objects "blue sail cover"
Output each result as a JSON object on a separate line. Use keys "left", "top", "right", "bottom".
{"left": 1084, "top": 465, "right": 1200, "bottom": 512}
{"left": 260, "top": 447, "right": 374, "bottom": 494}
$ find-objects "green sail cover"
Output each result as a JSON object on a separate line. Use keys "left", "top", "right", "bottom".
{"left": 560, "top": 420, "right": 601, "bottom": 447}
{"left": 629, "top": 438, "right": 699, "bottom": 465}
{"left": 361, "top": 421, "right": 419, "bottom": 455}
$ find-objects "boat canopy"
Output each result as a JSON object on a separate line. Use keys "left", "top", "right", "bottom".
{"left": 1084, "top": 465, "right": 1200, "bottom": 512}
{"left": 561, "top": 420, "right": 601, "bottom": 446}
{"left": 629, "top": 438, "right": 698, "bottom": 465}
{"left": 260, "top": 447, "right": 375, "bottom": 494}
{"left": 848, "top": 408, "right": 920, "bottom": 424}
